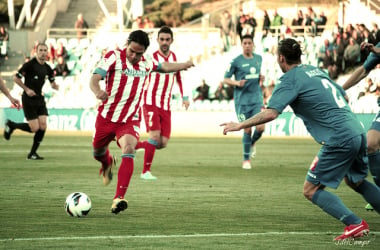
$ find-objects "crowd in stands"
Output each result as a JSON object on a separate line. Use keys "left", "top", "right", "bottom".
{"left": 0, "top": 25, "right": 9, "bottom": 60}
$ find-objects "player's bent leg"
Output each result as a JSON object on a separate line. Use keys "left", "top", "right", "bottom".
{"left": 3, "top": 119, "right": 15, "bottom": 140}
{"left": 346, "top": 178, "right": 380, "bottom": 213}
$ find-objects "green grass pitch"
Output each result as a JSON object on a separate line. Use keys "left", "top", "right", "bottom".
{"left": 0, "top": 134, "right": 379, "bottom": 249}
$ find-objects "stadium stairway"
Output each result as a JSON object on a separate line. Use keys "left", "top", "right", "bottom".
{"left": 51, "top": 0, "right": 118, "bottom": 29}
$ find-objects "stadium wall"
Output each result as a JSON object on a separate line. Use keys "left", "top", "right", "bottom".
{"left": 0, "top": 108, "right": 375, "bottom": 138}
{"left": 9, "top": 0, "right": 70, "bottom": 54}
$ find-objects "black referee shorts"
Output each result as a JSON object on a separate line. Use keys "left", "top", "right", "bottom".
{"left": 22, "top": 95, "right": 48, "bottom": 120}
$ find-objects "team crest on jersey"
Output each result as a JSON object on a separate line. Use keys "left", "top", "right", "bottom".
{"left": 245, "top": 67, "right": 259, "bottom": 79}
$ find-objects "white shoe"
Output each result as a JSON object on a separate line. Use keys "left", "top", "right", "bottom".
{"left": 251, "top": 145, "right": 256, "bottom": 158}
{"left": 242, "top": 160, "right": 252, "bottom": 169}
{"left": 140, "top": 171, "right": 157, "bottom": 180}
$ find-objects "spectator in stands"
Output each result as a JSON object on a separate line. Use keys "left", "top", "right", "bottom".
{"left": 342, "top": 31, "right": 350, "bottom": 48}
{"left": 220, "top": 10, "right": 233, "bottom": 52}
{"left": 291, "top": 9, "right": 304, "bottom": 35}
{"left": 236, "top": 9, "right": 245, "bottom": 42}
{"left": 132, "top": 16, "right": 144, "bottom": 30}
{"left": 304, "top": 6, "right": 316, "bottom": 28}
{"left": 315, "top": 11, "right": 327, "bottom": 34}
{"left": 193, "top": 79, "right": 210, "bottom": 101}
{"left": 74, "top": 13, "right": 89, "bottom": 41}
{"left": 317, "top": 38, "right": 333, "bottom": 67}
{"left": 47, "top": 42, "right": 55, "bottom": 64}
{"left": 344, "top": 37, "right": 361, "bottom": 69}
{"left": 333, "top": 35, "right": 345, "bottom": 73}
{"left": 0, "top": 75, "right": 20, "bottom": 108}
{"left": 55, "top": 41, "right": 68, "bottom": 60}
{"left": 213, "top": 82, "right": 229, "bottom": 101}
{"left": 333, "top": 22, "right": 344, "bottom": 38}
{"left": 0, "top": 25, "right": 9, "bottom": 59}
{"left": 223, "top": 34, "right": 265, "bottom": 170}
{"left": 143, "top": 16, "right": 154, "bottom": 29}
{"left": 270, "top": 9, "right": 283, "bottom": 35}
{"left": 372, "top": 23, "right": 380, "bottom": 44}
{"left": 244, "top": 13, "right": 257, "bottom": 39}
{"left": 261, "top": 10, "right": 270, "bottom": 40}
{"left": 54, "top": 55, "right": 70, "bottom": 77}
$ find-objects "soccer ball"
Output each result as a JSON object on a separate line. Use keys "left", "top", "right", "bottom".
{"left": 64, "top": 192, "right": 92, "bottom": 217}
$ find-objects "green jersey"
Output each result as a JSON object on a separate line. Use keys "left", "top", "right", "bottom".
{"left": 268, "top": 64, "right": 364, "bottom": 146}
{"left": 224, "top": 53, "right": 263, "bottom": 107}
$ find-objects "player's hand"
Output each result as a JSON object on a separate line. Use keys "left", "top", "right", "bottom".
{"left": 184, "top": 60, "right": 195, "bottom": 70}
{"left": 183, "top": 100, "right": 190, "bottom": 110}
{"left": 25, "top": 88, "right": 36, "bottom": 97}
{"left": 10, "top": 97, "right": 21, "bottom": 110}
{"left": 95, "top": 90, "right": 108, "bottom": 101}
{"left": 220, "top": 121, "right": 242, "bottom": 135}
{"left": 238, "top": 80, "right": 247, "bottom": 87}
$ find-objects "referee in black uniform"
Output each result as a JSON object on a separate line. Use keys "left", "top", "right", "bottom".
{"left": 3, "top": 42, "right": 59, "bottom": 160}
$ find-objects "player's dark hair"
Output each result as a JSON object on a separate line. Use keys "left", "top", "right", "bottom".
{"left": 241, "top": 34, "right": 253, "bottom": 42}
{"left": 127, "top": 30, "right": 150, "bottom": 49}
{"left": 158, "top": 26, "right": 173, "bottom": 38}
{"left": 278, "top": 38, "right": 302, "bottom": 65}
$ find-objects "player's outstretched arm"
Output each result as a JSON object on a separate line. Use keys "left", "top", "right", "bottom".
{"left": 221, "top": 108, "right": 279, "bottom": 135}
{"left": 342, "top": 66, "right": 368, "bottom": 90}
{"left": 159, "top": 60, "right": 194, "bottom": 73}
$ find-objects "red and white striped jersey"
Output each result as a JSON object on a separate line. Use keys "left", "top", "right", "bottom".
{"left": 95, "top": 48, "right": 158, "bottom": 123}
{"left": 143, "top": 50, "right": 184, "bottom": 110}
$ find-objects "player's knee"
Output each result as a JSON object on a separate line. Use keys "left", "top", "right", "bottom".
{"left": 344, "top": 177, "right": 362, "bottom": 191}
{"left": 121, "top": 145, "right": 135, "bottom": 155}
{"left": 367, "top": 141, "right": 378, "bottom": 154}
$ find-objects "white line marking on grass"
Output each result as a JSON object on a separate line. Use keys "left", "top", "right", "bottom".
{"left": 1, "top": 232, "right": 379, "bottom": 242}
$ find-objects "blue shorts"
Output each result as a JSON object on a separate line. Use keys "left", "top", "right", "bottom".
{"left": 369, "top": 111, "right": 380, "bottom": 131}
{"left": 306, "top": 134, "right": 369, "bottom": 189}
{"left": 236, "top": 104, "right": 263, "bottom": 122}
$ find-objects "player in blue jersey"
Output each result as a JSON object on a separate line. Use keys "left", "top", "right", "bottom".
{"left": 223, "top": 34, "right": 265, "bottom": 169}
{"left": 343, "top": 42, "right": 380, "bottom": 211}
{"left": 221, "top": 38, "right": 380, "bottom": 241}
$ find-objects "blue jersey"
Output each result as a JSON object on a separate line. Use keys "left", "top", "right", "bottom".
{"left": 268, "top": 64, "right": 364, "bottom": 146}
{"left": 224, "top": 53, "right": 263, "bottom": 106}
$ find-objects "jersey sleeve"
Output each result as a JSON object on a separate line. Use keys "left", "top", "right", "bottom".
{"left": 93, "top": 50, "right": 117, "bottom": 78}
{"left": 267, "top": 75, "right": 299, "bottom": 113}
{"left": 15, "top": 61, "right": 30, "bottom": 79}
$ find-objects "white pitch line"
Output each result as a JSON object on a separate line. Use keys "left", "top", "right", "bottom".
{"left": 1, "top": 231, "right": 379, "bottom": 242}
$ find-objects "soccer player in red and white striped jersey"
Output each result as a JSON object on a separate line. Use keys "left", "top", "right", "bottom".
{"left": 90, "top": 30, "right": 194, "bottom": 214}
{"left": 136, "top": 26, "right": 190, "bottom": 180}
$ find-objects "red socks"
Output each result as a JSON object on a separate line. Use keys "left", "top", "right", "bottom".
{"left": 143, "top": 142, "right": 156, "bottom": 174}
{"left": 114, "top": 156, "right": 134, "bottom": 199}
{"left": 94, "top": 149, "right": 112, "bottom": 169}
